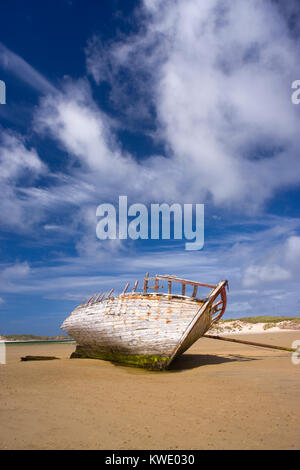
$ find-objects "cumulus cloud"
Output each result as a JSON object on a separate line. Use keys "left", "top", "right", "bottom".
{"left": 2, "top": 261, "right": 31, "bottom": 279}
{"left": 2, "top": 4, "right": 300, "bottom": 324}
{"left": 25, "top": 0, "right": 300, "bottom": 244}
{"left": 243, "top": 264, "right": 291, "bottom": 287}
{"left": 0, "top": 261, "right": 31, "bottom": 294}
{"left": 0, "top": 215, "right": 299, "bottom": 319}
{"left": 242, "top": 233, "right": 300, "bottom": 287}
{"left": 86, "top": 0, "right": 300, "bottom": 209}
{"left": 34, "top": 79, "right": 186, "bottom": 203}
{"left": 35, "top": 80, "right": 133, "bottom": 175}
{"left": 285, "top": 235, "right": 300, "bottom": 263}
{"left": 0, "top": 130, "right": 47, "bottom": 229}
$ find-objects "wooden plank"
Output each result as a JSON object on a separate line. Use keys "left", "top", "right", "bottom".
{"left": 21, "top": 356, "right": 59, "bottom": 361}
{"left": 107, "top": 288, "right": 114, "bottom": 299}
{"left": 154, "top": 278, "right": 159, "bottom": 293}
{"left": 204, "top": 334, "right": 297, "bottom": 353}
{"left": 181, "top": 283, "right": 186, "bottom": 296}
{"left": 212, "top": 307, "right": 222, "bottom": 313}
{"left": 63, "top": 296, "right": 201, "bottom": 356}
{"left": 143, "top": 272, "right": 149, "bottom": 294}
{"left": 87, "top": 294, "right": 96, "bottom": 304}
{"left": 192, "top": 285, "right": 198, "bottom": 297}
{"left": 132, "top": 280, "right": 139, "bottom": 292}
{"left": 154, "top": 275, "right": 217, "bottom": 289}
{"left": 94, "top": 292, "right": 103, "bottom": 303}
{"left": 61, "top": 277, "right": 229, "bottom": 370}
{"left": 166, "top": 280, "right": 228, "bottom": 367}
{"left": 212, "top": 299, "right": 223, "bottom": 308}
{"left": 122, "top": 283, "right": 130, "bottom": 295}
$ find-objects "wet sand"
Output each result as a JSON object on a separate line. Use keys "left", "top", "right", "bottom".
{"left": 0, "top": 332, "right": 299, "bottom": 450}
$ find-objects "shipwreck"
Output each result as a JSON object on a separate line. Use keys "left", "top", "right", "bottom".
{"left": 61, "top": 274, "right": 228, "bottom": 370}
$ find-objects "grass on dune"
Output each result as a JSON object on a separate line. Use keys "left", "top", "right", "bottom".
{"left": 222, "top": 316, "right": 300, "bottom": 324}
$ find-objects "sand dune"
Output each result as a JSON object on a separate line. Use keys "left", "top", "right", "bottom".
{"left": 210, "top": 319, "right": 300, "bottom": 335}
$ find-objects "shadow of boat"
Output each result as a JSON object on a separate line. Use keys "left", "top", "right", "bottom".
{"left": 168, "top": 353, "right": 259, "bottom": 371}
{"left": 108, "top": 352, "right": 259, "bottom": 373}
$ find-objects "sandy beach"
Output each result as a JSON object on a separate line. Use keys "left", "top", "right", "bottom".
{"left": 0, "top": 331, "right": 299, "bottom": 450}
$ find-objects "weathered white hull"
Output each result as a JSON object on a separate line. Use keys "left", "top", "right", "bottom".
{"left": 62, "top": 294, "right": 211, "bottom": 369}
{"left": 61, "top": 276, "right": 228, "bottom": 369}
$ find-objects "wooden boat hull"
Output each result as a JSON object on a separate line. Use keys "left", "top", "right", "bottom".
{"left": 62, "top": 295, "right": 211, "bottom": 369}
{"left": 61, "top": 276, "right": 228, "bottom": 370}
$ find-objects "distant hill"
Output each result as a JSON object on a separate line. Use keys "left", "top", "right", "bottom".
{"left": 1, "top": 334, "right": 72, "bottom": 342}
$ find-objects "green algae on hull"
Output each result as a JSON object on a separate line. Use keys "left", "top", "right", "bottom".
{"left": 70, "top": 346, "right": 169, "bottom": 370}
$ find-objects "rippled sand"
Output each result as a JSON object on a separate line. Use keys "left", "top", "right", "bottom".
{"left": 0, "top": 332, "right": 299, "bottom": 449}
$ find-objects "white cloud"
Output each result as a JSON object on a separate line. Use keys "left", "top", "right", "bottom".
{"left": 0, "top": 130, "right": 47, "bottom": 229}
{"left": 0, "top": 211, "right": 299, "bottom": 320}
{"left": 86, "top": 0, "right": 300, "bottom": 209}
{"left": 2, "top": 261, "right": 31, "bottom": 279}
{"left": 34, "top": 79, "right": 187, "bottom": 204}
{"left": 243, "top": 264, "right": 291, "bottom": 287}
{"left": 0, "top": 132, "right": 45, "bottom": 179}
{"left": 285, "top": 235, "right": 300, "bottom": 263}
{"left": 228, "top": 301, "right": 252, "bottom": 313}
{"left": 0, "top": 43, "right": 56, "bottom": 94}
{"left": 0, "top": 262, "right": 31, "bottom": 294}
{"left": 35, "top": 80, "right": 131, "bottom": 175}
{"left": 1, "top": 6, "right": 300, "bottom": 324}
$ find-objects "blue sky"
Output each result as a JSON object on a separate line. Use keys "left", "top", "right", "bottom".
{"left": 1, "top": 0, "right": 300, "bottom": 335}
